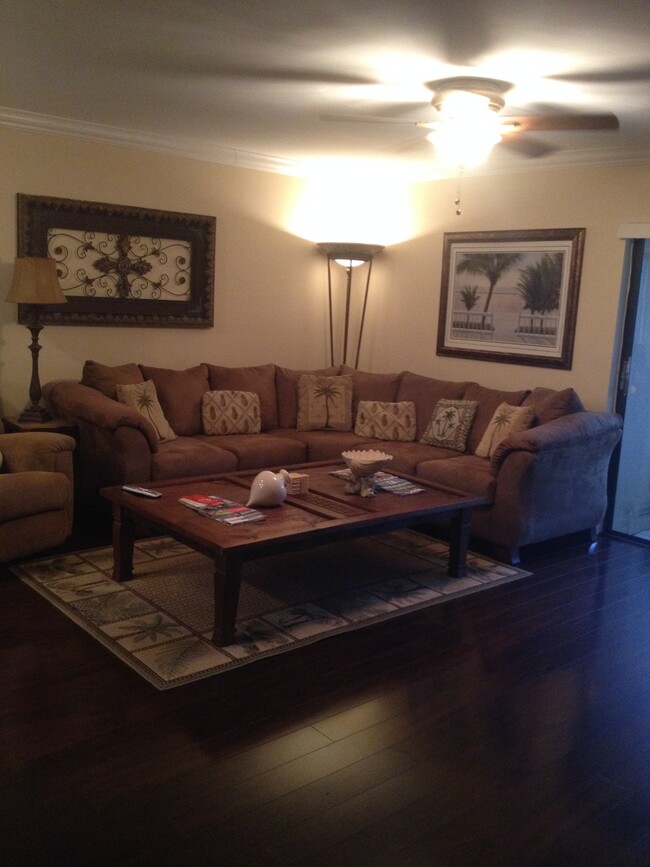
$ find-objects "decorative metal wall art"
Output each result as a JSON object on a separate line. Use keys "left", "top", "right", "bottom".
{"left": 437, "top": 228, "right": 585, "bottom": 369}
{"left": 16, "top": 194, "right": 216, "bottom": 327}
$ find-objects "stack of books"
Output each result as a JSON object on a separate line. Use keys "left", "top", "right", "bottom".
{"left": 178, "top": 493, "right": 265, "bottom": 525}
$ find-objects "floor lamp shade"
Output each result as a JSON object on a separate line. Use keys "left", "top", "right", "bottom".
{"left": 6, "top": 257, "right": 67, "bottom": 423}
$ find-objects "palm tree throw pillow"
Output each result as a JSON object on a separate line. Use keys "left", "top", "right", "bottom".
{"left": 475, "top": 402, "right": 535, "bottom": 458}
{"left": 297, "top": 375, "right": 353, "bottom": 431}
{"left": 116, "top": 380, "right": 177, "bottom": 442}
{"left": 420, "top": 399, "right": 478, "bottom": 452}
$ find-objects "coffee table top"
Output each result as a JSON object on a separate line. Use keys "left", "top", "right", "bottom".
{"left": 102, "top": 461, "right": 489, "bottom": 557}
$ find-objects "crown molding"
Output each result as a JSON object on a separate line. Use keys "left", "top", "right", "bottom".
{"left": 1, "top": 105, "right": 649, "bottom": 183}
{"left": 0, "top": 106, "right": 301, "bottom": 176}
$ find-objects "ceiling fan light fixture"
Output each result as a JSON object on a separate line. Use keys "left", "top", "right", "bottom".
{"left": 427, "top": 109, "right": 502, "bottom": 169}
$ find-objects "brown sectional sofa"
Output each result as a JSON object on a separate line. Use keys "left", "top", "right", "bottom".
{"left": 43, "top": 360, "right": 623, "bottom": 563}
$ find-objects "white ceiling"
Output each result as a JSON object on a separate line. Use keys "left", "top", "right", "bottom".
{"left": 3, "top": 0, "right": 650, "bottom": 179}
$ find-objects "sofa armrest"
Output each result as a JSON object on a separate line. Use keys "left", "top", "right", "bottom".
{"left": 474, "top": 411, "right": 623, "bottom": 554}
{"left": 0, "top": 432, "right": 75, "bottom": 479}
{"left": 490, "top": 411, "right": 622, "bottom": 470}
{"left": 43, "top": 380, "right": 159, "bottom": 453}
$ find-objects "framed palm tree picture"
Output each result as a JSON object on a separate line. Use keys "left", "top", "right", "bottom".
{"left": 437, "top": 228, "right": 585, "bottom": 369}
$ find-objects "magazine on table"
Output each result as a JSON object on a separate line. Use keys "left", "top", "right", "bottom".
{"left": 178, "top": 493, "right": 265, "bottom": 525}
{"left": 329, "top": 468, "right": 425, "bottom": 495}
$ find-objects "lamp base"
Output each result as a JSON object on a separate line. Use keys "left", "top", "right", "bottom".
{"left": 17, "top": 402, "right": 52, "bottom": 424}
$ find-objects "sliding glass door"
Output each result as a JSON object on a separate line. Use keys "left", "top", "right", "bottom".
{"left": 608, "top": 239, "right": 650, "bottom": 539}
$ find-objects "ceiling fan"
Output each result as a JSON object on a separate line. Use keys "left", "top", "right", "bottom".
{"left": 324, "top": 76, "right": 619, "bottom": 165}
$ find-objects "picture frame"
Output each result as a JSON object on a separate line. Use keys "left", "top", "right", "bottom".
{"left": 16, "top": 193, "right": 216, "bottom": 327}
{"left": 437, "top": 228, "right": 585, "bottom": 369}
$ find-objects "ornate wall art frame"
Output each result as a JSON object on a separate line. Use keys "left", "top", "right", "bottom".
{"left": 437, "top": 228, "right": 585, "bottom": 369}
{"left": 16, "top": 193, "right": 216, "bottom": 327}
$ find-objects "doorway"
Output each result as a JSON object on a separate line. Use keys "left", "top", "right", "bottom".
{"left": 607, "top": 238, "right": 650, "bottom": 540}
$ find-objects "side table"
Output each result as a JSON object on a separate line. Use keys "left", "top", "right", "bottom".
{"left": 2, "top": 416, "right": 77, "bottom": 437}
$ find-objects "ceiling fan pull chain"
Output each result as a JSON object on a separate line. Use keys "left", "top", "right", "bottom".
{"left": 455, "top": 169, "right": 464, "bottom": 216}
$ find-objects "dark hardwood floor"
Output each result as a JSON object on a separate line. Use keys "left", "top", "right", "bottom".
{"left": 2, "top": 524, "right": 650, "bottom": 866}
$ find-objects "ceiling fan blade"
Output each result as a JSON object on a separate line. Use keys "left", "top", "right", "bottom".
{"left": 319, "top": 111, "right": 426, "bottom": 127}
{"left": 498, "top": 136, "right": 559, "bottom": 159}
{"left": 547, "top": 66, "right": 650, "bottom": 84}
{"left": 381, "top": 133, "right": 432, "bottom": 155}
{"left": 501, "top": 113, "right": 619, "bottom": 133}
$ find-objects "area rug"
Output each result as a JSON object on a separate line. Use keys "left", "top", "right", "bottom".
{"left": 14, "top": 531, "right": 530, "bottom": 690}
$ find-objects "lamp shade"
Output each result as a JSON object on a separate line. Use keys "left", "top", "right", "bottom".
{"left": 317, "top": 243, "right": 384, "bottom": 266}
{"left": 6, "top": 258, "right": 67, "bottom": 305}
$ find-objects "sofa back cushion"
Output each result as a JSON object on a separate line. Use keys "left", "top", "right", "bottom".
{"left": 81, "top": 360, "right": 144, "bottom": 399}
{"left": 275, "top": 365, "right": 341, "bottom": 428}
{"left": 396, "top": 371, "right": 469, "bottom": 440}
{"left": 207, "top": 363, "right": 278, "bottom": 431}
{"left": 139, "top": 364, "right": 209, "bottom": 436}
{"left": 462, "top": 383, "right": 530, "bottom": 453}
{"left": 522, "top": 387, "right": 584, "bottom": 425}
{"left": 340, "top": 365, "right": 403, "bottom": 419}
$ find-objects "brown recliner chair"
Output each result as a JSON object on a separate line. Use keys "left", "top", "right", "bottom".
{"left": 0, "top": 432, "right": 75, "bottom": 563}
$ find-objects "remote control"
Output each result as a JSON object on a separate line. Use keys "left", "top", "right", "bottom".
{"left": 122, "top": 485, "right": 162, "bottom": 498}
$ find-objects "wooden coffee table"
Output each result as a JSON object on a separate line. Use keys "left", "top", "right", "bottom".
{"left": 101, "top": 462, "right": 489, "bottom": 646}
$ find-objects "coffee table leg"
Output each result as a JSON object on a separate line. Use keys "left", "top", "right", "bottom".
{"left": 212, "top": 554, "right": 242, "bottom": 646}
{"left": 447, "top": 506, "right": 472, "bottom": 578}
{"left": 112, "top": 505, "right": 135, "bottom": 582}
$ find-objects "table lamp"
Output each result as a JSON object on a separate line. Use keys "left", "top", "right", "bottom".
{"left": 5, "top": 257, "right": 67, "bottom": 423}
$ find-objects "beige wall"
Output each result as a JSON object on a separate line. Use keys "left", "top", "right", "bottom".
{"left": 1, "top": 124, "right": 649, "bottom": 420}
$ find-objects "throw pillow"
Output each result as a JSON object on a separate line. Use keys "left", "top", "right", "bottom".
{"left": 297, "top": 374, "right": 353, "bottom": 431}
{"left": 355, "top": 400, "right": 416, "bottom": 442}
{"left": 202, "top": 390, "right": 261, "bottom": 435}
{"left": 115, "top": 380, "right": 176, "bottom": 442}
{"left": 420, "top": 399, "right": 479, "bottom": 452}
{"left": 475, "top": 402, "right": 535, "bottom": 458}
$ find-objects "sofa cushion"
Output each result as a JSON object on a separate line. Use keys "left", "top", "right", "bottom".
{"left": 354, "top": 400, "right": 416, "bottom": 441}
{"left": 139, "top": 364, "right": 209, "bottom": 436}
{"left": 462, "top": 383, "right": 530, "bottom": 453}
{"left": 369, "top": 440, "right": 455, "bottom": 475}
{"left": 396, "top": 371, "right": 469, "bottom": 440}
{"left": 275, "top": 365, "right": 341, "bottom": 428}
{"left": 267, "top": 428, "right": 378, "bottom": 462}
{"left": 195, "top": 433, "right": 306, "bottom": 470}
{"left": 475, "top": 402, "right": 535, "bottom": 458}
{"left": 207, "top": 363, "right": 278, "bottom": 431}
{"left": 416, "top": 454, "right": 497, "bottom": 500}
{"left": 81, "top": 360, "right": 144, "bottom": 399}
{"left": 202, "top": 390, "right": 261, "bottom": 435}
{"left": 523, "top": 387, "right": 584, "bottom": 425}
{"left": 297, "top": 374, "right": 353, "bottom": 431}
{"left": 150, "top": 437, "right": 238, "bottom": 481}
{"left": 116, "top": 381, "right": 176, "bottom": 443}
{"left": 420, "top": 399, "right": 478, "bottom": 452}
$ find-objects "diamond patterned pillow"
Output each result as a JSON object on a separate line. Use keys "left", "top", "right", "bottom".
{"left": 420, "top": 399, "right": 478, "bottom": 452}
{"left": 116, "top": 380, "right": 176, "bottom": 442}
{"left": 202, "top": 390, "right": 261, "bottom": 435}
{"left": 354, "top": 400, "right": 416, "bottom": 441}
